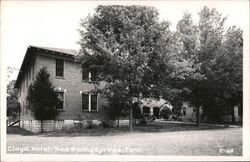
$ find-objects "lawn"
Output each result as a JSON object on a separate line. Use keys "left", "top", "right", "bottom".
{"left": 6, "top": 122, "right": 242, "bottom": 156}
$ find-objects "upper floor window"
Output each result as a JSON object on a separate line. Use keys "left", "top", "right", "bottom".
{"left": 82, "top": 69, "right": 89, "bottom": 81}
{"left": 82, "top": 69, "right": 98, "bottom": 81}
{"left": 56, "top": 91, "right": 64, "bottom": 110}
{"left": 90, "top": 70, "right": 98, "bottom": 82}
{"left": 56, "top": 59, "right": 64, "bottom": 77}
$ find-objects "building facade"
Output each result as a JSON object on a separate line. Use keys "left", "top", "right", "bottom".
{"left": 15, "top": 46, "right": 109, "bottom": 133}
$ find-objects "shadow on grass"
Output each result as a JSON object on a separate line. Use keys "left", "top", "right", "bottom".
{"left": 7, "top": 126, "right": 34, "bottom": 136}
{"left": 41, "top": 122, "right": 231, "bottom": 137}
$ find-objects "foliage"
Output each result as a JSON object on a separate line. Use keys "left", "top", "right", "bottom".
{"left": 159, "top": 107, "right": 172, "bottom": 120}
{"left": 174, "top": 7, "right": 242, "bottom": 124}
{"left": 77, "top": 5, "right": 243, "bottom": 127}
{"left": 77, "top": 5, "right": 175, "bottom": 130}
{"left": 132, "top": 102, "right": 143, "bottom": 119}
{"left": 27, "top": 67, "right": 59, "bottom": 120}
{"left": 7, "top": 80, "right": 20, "bottom": 119}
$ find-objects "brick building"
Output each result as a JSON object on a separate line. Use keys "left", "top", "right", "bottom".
{"left": 14, "top": 46, "right": 109, "bottom": 133}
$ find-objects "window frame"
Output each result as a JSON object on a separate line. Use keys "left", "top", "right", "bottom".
{"left": 82, "top": 68, "right": 89, "bottom": 81}
{"left": 90, "top": 94, "right": 98, "bottom": 112}
{"left": 56, "top": 91, "right": 65, "bottom": 111}
{"left": 82, "top": 93, "right": 89, "bottom": 112}
{"left": 90, "top": 70, "right": 98, "bottom": 82}
{"left": 55, "top": 59, "right": 64, "bottom": 78}
{"left": 81, "top": 93, "right": 98, "bottom": 112}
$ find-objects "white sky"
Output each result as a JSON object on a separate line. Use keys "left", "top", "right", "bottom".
{"left": 1, "top": 0, "right": 249, "bottom": 81}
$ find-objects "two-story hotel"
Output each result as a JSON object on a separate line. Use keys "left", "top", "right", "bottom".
{"left": 14, "top": 46, "right": 109, "bottom": 133}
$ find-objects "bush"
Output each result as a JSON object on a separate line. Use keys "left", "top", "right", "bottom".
{"left": 160, "top": 107, "right": 172, "bottom": 120}
{"left": 85, "top": 115, "right": 94, "bottom": 129}
{"left": 86, "top": 120, "right": 94, "bottom": 129}
{"left": 100, "top": 120, "right": 113, "bottom": 128}
{"left": 137, "top": 119, "right": 147, "bottom": 126}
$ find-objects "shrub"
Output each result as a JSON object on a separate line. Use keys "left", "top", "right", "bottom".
{"left": 160, "top": 107, "right": 172, "bottom": 120}
{"left": 85, "top": 115, "right": 94, "bottom": 129}
{"left": 100, "top": 120, "right": 114, "bottom": 128}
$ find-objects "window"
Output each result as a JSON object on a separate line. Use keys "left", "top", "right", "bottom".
{"left": 82, "top": 69, "right": 89, "bottom": 81}
{"left": 82, "top": 94, "right": 98, "bottom": 112}
{"left": 82, "top": 94, "right": 89, "bottom": 111}
{"left": 91, "top": 95, "right": 97, "bottom": 111}
{"left": 56, "top": 59, "right": 64, "bottom": 77}
{"left": 56, "top": 92, "right": 64, "bottom": 110}
{"left": 183, "top": 107, "right": 186, "bottom": 116}
{"left": 90, "top": 70, "right": 98, "bottom": 81}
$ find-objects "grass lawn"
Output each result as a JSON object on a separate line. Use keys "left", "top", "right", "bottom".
{"left": 6, "top": 122, "right": 242, "bottom": 156}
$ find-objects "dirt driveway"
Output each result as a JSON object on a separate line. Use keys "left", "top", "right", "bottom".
{"left": 7, "top": 127, "right": 242, "bottom": 156}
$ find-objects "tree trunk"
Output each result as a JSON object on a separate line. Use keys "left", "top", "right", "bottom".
{"left": 196, "top": 106, "right": 200, "bottom": 127}
{"left": 129, "top": 107, "right": 133, "bottom": 131}
{"left": 117, "top": 116, "right": 120, "bottom": 128}
{"left": 231, "top": 106, "right": 235, "bottom": 125}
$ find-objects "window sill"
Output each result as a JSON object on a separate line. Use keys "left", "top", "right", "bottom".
{"left": 82, "top": 79, "right": 90, "bottom": 83}
{"left": 82, "top": 80, "right": 98, "bottom": 84}
{"left": 56, "top": 76, "right": 65, "bottom": 80}
{"left": 82, "top": 110, "right": 98, "bottom": 113}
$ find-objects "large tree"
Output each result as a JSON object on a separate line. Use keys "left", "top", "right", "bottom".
{"left": 175, "top": 7, "right": 242, "bottom": 125}
{"left": 27, "top": 67, "right": 59, "bottom": 132}
{"left": 212, "top": 26, "right": 243, "bottom": 124}
{"left": 7, "top": 80, "right": 20, "bottom": 122}
{"left": 77, "top": 5, "right": 174, "bottom": 131}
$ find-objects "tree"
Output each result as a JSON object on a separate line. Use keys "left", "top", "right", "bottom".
{"left": 174, "top": 7, "right": 228, "bottom": 126}
{"left": 27, "top": 67, "right": 59, "bottom": 132}
{"left": 77, "top": 5, "right": 173, "bottom": 131}
{"left": 175, "top": 7, "right": 242, "bottom": 125}
{"left": 102, "top": 81, "right": 130, "bottom": 128}
{"left": 213, "top": 26, "right": 243, "bottom": 124}
{"left": 7, "top": 80, "right": 20, "bottom": 121}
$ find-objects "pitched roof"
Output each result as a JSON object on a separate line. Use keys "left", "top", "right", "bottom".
{"left": 14, "top": 45, "right": 78, "bottom": 88}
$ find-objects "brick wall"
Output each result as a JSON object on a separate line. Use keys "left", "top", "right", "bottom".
{"left": 19, "top": 51, "right": 109, "bottom": 124}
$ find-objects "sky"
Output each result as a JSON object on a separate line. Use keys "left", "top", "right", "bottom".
{"left": 1, "top": 0, "right": 249, "bottom": 82}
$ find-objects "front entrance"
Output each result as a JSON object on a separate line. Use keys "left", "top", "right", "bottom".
{"left": 153, "top": 107, "right": 160, "bottom": 119}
